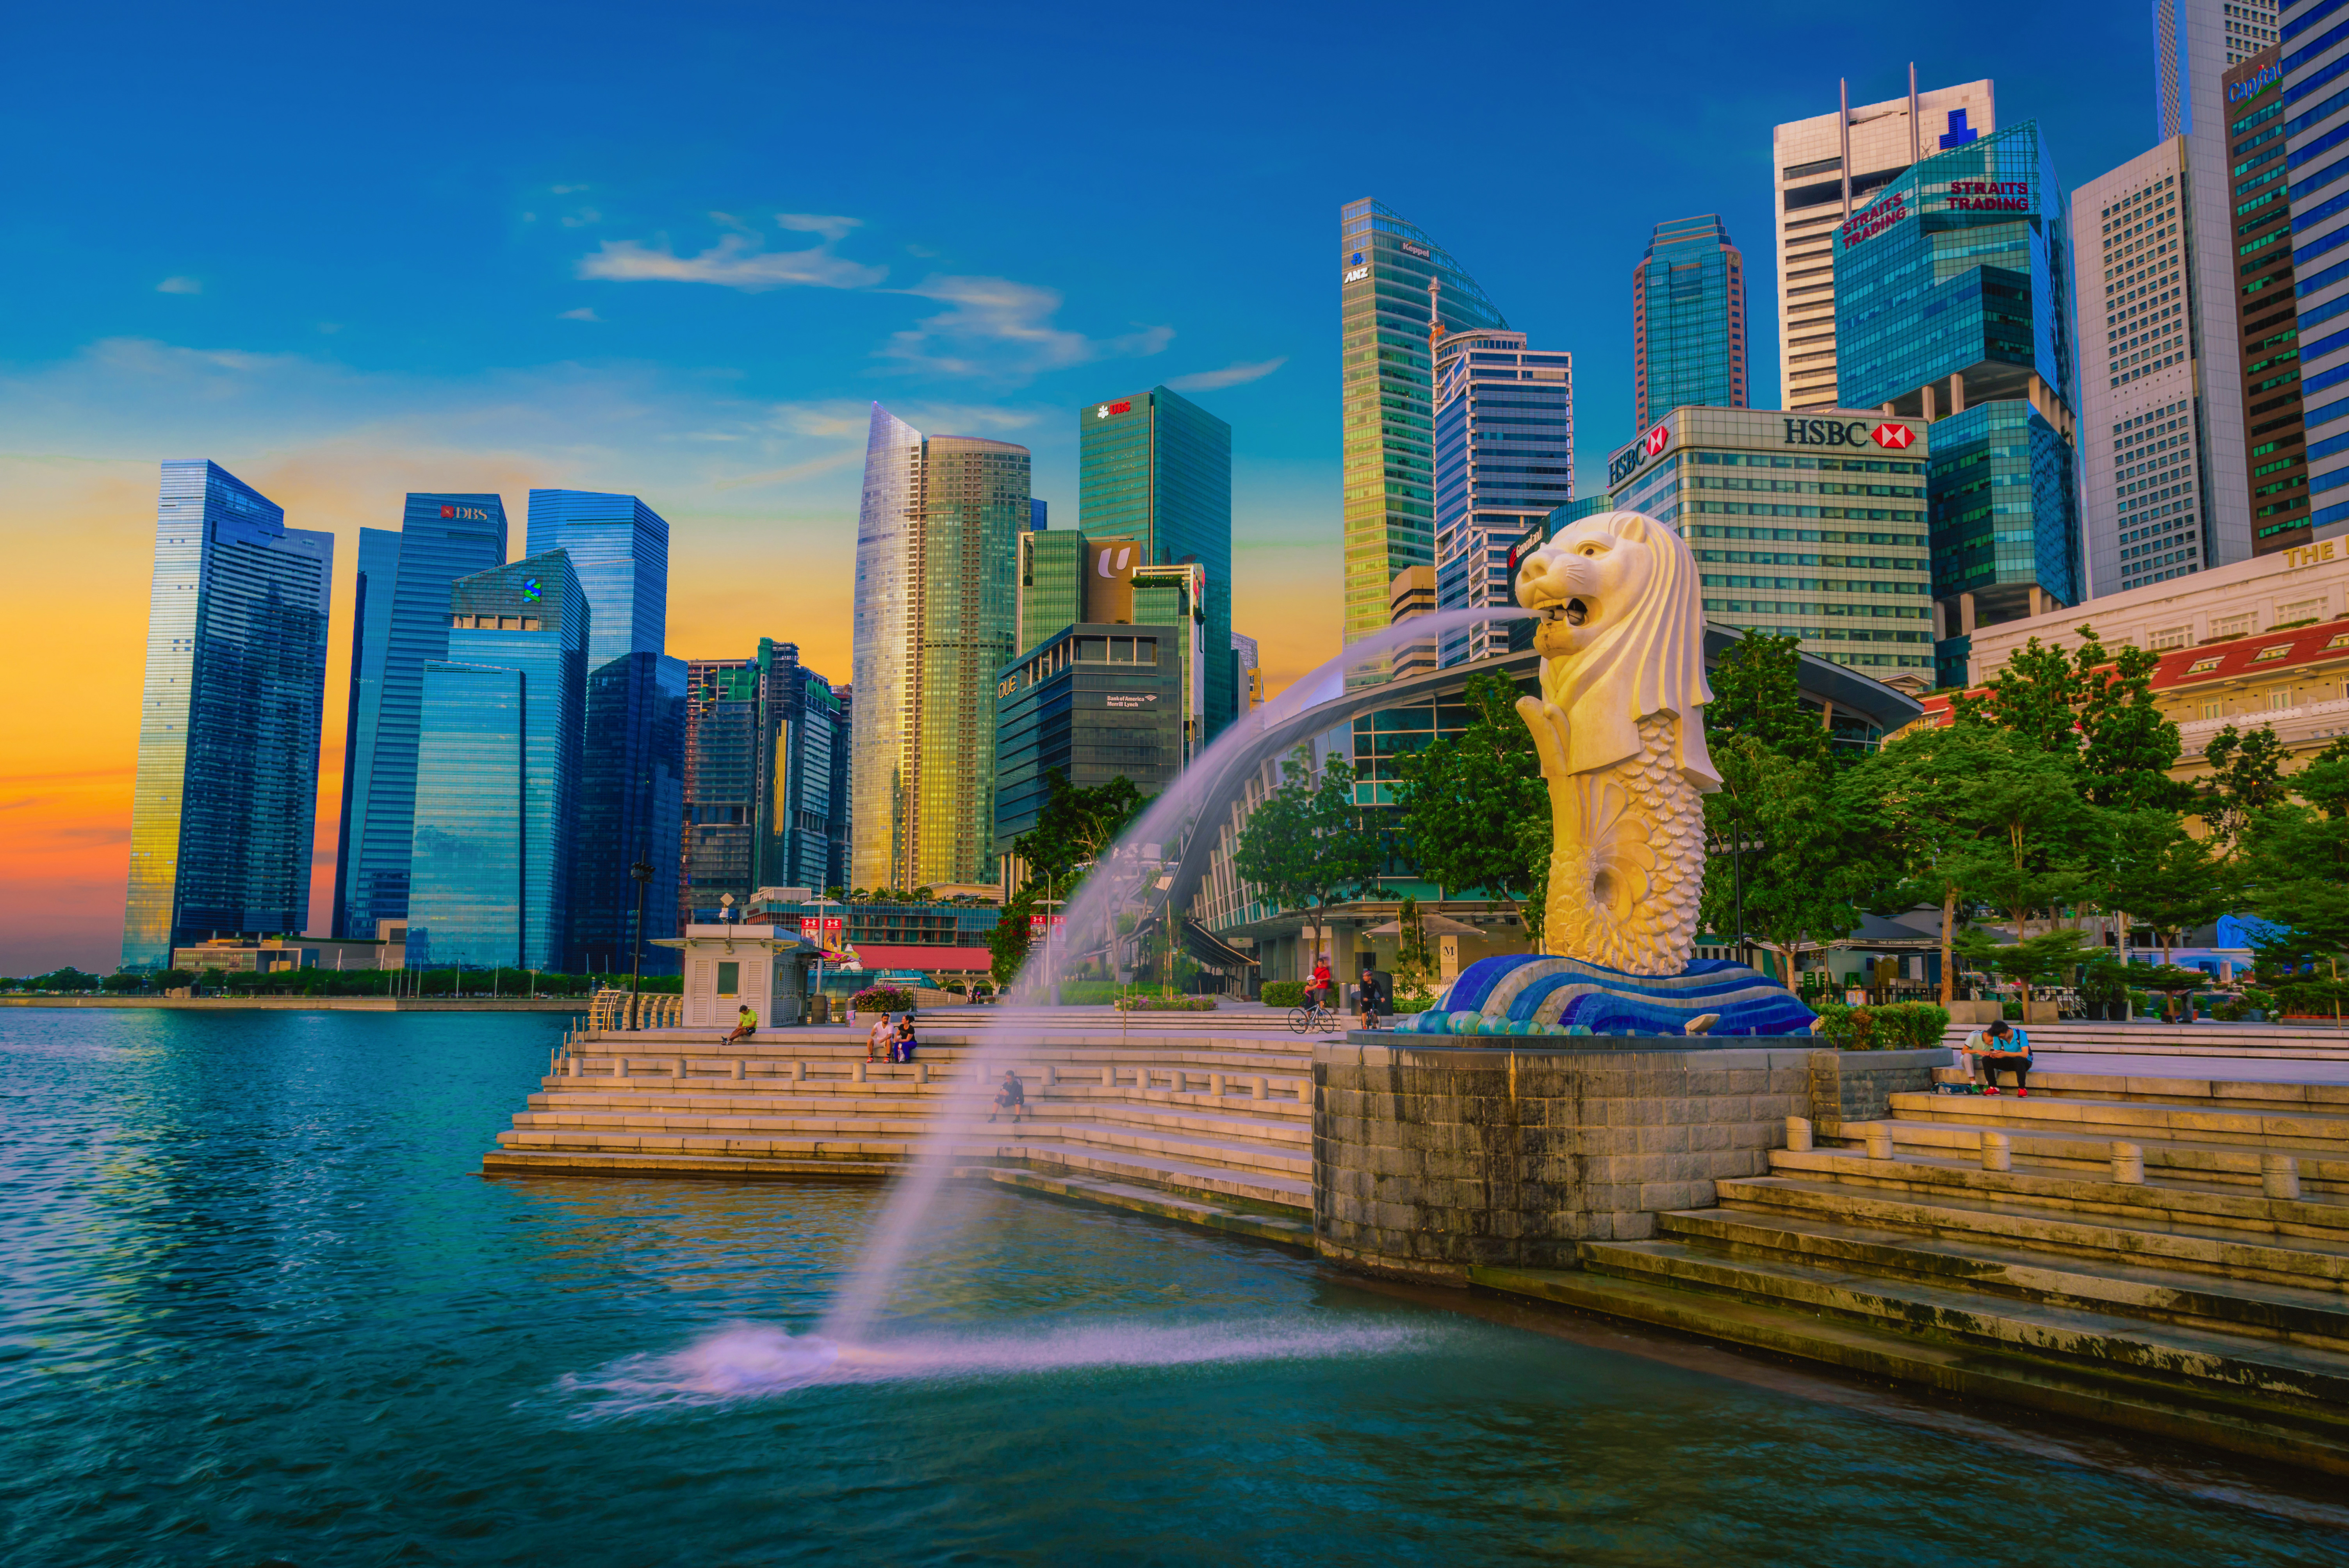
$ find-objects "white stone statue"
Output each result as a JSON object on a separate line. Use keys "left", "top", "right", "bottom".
{"left": 1513, "top": 510, "right": 1720, "bottom": 976}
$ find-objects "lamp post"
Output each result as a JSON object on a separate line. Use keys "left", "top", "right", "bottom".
{"left": 628, "top": 857, "right": 654, "bottom": 1027}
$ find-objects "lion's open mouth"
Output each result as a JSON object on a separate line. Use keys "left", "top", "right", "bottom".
{"left": 1545, "top": 597, "right": 1590, "bottom": 627}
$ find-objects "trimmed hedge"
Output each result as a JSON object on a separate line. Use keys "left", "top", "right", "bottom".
{"left": 1116, "top": 995, "right": 1218, "bottom": 1011}
{"left": 1260, "top": 981, "right": 1307, "bottom": 1008}
{"left": 849, "top": 985, "right": 916, "bottom": 1014}
{"left": 1811, "top": 1000, "right": 1949, "bottom": 1051}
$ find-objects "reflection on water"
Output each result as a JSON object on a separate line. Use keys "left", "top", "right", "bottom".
{"left": 4, "top": 1009, "right": 2347, "bottom": 1567}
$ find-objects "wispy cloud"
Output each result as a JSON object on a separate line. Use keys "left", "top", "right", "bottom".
{"left": 882, "top": 275, "right": 1171, "bottom": 381}
{"left": 712, "top": 448, "right": 868, "bottom": 490}
{"left": 551, "top": 183, "right": 590, "bottom": 194}
{"left": 777, "top": 213, "right": 860, "bottom": 242}
{"left": 1166, "top": 357, "right": 1287, "bottom": 393}
{"left": 559, "top": 307, "right": 601, "bottom": 321}
{"left": 559, "top": 207, "right": 602, "bottom": 228}
{"left": 579, "top": 233, "right": 885, "bottom": 291}
{"left": 156, "top": 276, "right": 201, "bottom": 295}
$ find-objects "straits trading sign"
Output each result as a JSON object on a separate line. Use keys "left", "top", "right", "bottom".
{"left": 1840, "top": 189, "right": 1909, "bottom": 247}
{"left": 1946, "top": 178, "right": 2032, "bottom": 212}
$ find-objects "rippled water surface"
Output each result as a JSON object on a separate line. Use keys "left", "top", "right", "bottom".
{"left": 5, "top": 1009, "right": 2346, "bottom": 1565}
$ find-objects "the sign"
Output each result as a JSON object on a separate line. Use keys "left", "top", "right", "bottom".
{"left": 439, "top": 502, "right": 493, "bottom": 521}
{"left": 2285, "top": 541, "right": 2340, "bottom": 569}
{"left": 1841, "top": 190, "right": 1909, "bottom": 246}
{"left": 1104, "top": 692, "right": 1158, "bottom": 708}
{"left": 1786, "top": 417, "right": 1879, "bottom": 448}
{"left": 1607, "top": 422, "right": 1672, "bottom": 486}
{"left": 521, "top": 576, "right": 543, "bottom": 602}
{"left": 1343, "top": 266, "right": 1368, "bottom": 282}
{"left": 1027, "top": 914, "right": 1067, "bottom": 934}
{"left": 1871, "top": 422, "right": 1916, "bottom": 450}
{"left": 2230, "top": 63, "right": 2283, "bottom": 104}
{"left": 1946, "top": 179, "right": 2030, "bottom": 212}
{"left": 1643, "top": 424, "right": 1670, "bottom": 458}
{"left": 1400, "top": 241, "right": 1430, "bottom": 258}
{"left": 1085, "top": 539, "right": 1140, "bottom": 622}
{"left": 1094, "top": 400, "right": 1132, "bottom": 419}
{"left": 799, "top": 916, "right": 847, "bottom": 950}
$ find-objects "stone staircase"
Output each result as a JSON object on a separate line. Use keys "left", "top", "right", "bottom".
{"left": 481, "top": 1023, "right": 1321, "bottom": 1244}
{"left": 1940, "top": 1019, "right": 2349, "bottom": 1062}
{"left": 1474, "top": 1066, "right": 2349, "bottom": 1474}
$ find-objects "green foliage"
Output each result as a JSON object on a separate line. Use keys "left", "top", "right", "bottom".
{"left": 2200, "top": 725, "right": 2291, "bottom": 847}
{"left": 1014, "top": 770, "right": 1148, "bottom": 893}
{"left": 25, "top": 967, "right": 103, "bottom": 991}
{"left": 101, "top": 970, "right": 146, "bottom": 992}
{"left": 1952, "top": 926, "right": 2088, "bottom": 989}
{"left": 849, "top": 985, "right": 916, "bottom": 1013}
{"left": 2130, "top": 964, "right": 2213, "bottom": 994}
{"left": 1392, "top": 895, "right": 1437, "bottom": 999}
{"left": 1233, "top": 751, "right": 1385, "bottom": 937}
{"left": 1260, "top": 980, "right": 1307, "bottom": 1008}
{"left": 1703, "top": 630, "right": 1828, "bottom": 764}
{"left": 1810, "top": 1000, "right": 1951, "bottom": 1051}
{"left": 987, "top": 886, "right": 1036, "bottom": 988}
{"left": 1115, "top": 994, "right": 1217, "bottom": 1012}
{"left": 1698, "top": 735, "right": 1875, "bottom": 973}
{"left": 2239, "top": 802, "right": 2349, "bottom": 955}
{"left": 2077, "top": 956, "right": 2131, "bottom": 1018}
{"left": 1391, "top": 672, "right": 1544, "bottom": 916}
{"left": 2100, "top": 809, "right": 2231, "bottom": 959}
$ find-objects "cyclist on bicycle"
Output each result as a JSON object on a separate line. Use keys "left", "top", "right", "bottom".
{"left": 1308, "top": 958, "right": 1333, "bottom": 1016}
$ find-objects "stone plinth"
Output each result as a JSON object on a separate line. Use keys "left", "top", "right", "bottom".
{"left": 1312, "top": 1037, "right": 1948, "bottom": 1282}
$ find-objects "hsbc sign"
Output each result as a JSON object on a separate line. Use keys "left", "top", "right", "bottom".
{"left": 1609, "top": 422, "right": 1672, "bottom": 485}
{"left": 1784, "top": 418, "right": 1915, "bottom": 450}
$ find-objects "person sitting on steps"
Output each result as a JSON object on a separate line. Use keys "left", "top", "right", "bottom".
{"left": 723, "top": 1002, "right": 757, "bottom": 1044}
{"left": 1964, "top": 1017, "right": 2034, "bottom": 1097}
{"left": 867, "top": 1013, "right": 893, "bottom": 1062}
{"left": 988, "top": 1069, "right": 1028, "bottom": 1124}
{"left": 893, "top": 1014, "right": 918, "bottom": 1063}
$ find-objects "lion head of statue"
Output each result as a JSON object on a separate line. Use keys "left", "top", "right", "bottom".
{"left": 1514, "top": 510, "right": 1719, "bottom": 789}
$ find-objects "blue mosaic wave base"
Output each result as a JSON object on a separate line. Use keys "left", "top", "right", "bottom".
{"left": 1401, "top": 953, "right": 1818, "bottom": 1038}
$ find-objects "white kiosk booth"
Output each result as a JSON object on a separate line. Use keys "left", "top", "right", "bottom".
{"left": 658, "top": 924, "right": 820, "bottom": 1030}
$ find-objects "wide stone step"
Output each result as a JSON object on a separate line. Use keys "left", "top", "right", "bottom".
{"left": 1469, "top": 1264, "right": 2349, "bottom": 1476}
{"left": 1766, "top": 1147, "right": 2349, "bottom": 1245}
{"left": 1923, "top": 1070, "right": 2349, "bottom": 1111}
{"left": 1656, "top": 1205, "right": 2349, "bottom": 1350}
{"left": 956, "top": 1165, "right": 1314, "bottom": 1245}
{"left": 525, "top": 1085, "right": 1311, "bottom": 1131}
{"left": 1581, "top": 1233, "right": 2349, "bottom": 1403}
{"left": 998, "top": 1141, "right": 1310, "bottom": 1208}
{"left": 1887, "top": 1090, "right": 2349, "bottom": 1149}
{"left": 1837, "top": 1117, "right": 2349, "bottom": 1197}
{"left": 1716, "top": 1175, "right": 2349, "bottom": 1294}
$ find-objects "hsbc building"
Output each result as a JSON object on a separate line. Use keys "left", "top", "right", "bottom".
{"left": 1598, "top": 404, "right": 1936, "bottom": 689}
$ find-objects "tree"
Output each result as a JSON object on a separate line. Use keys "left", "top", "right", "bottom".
{"left": 2100, "top": 809, "right": 2231, "bottom": 968}
{"left": 1698, "top": 736, "right": 1875, "bottom": 982}
{"left": 1233, "top": 750, "right": 1386, "bottom": 970}
{"left": 1704, "top": 630, "right": 1829, "bottom": 765}
{"left": 2290, "top": 736, "right": 2349, "bottom": 818}
{"left": 2239, "top": 801, "right": 2349, "bottom": 957}
{"left": 1952, "top": 925, "right": 2089, "bottom": 990}
{"left": 1013, "top": 771, "right": 1148, "bottom": 894}
{"left": 2200, "top": 724, "right": 2291, "bottom": 849}
{"left": 1392, "top": 894, "right": 1437, "bottom": 1000}
{"left": 986, "top": 886, "right": 1037, "bottom": 989}
{"left": 1391, "top": 672, "right": 1545, "bottom": 923}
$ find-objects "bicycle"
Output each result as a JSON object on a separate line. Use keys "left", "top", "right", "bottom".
{"left": 1287, "top": 1000, "right": 1339, "bottom": 1034}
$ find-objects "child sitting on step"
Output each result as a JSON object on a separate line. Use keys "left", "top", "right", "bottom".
{"left": 1963, "top": 1018, "right": 2034, "bottom": 1097}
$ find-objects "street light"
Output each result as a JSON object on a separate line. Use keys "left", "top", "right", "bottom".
{"left": 628, "top": 857, "right": 654, "bottom": 1027}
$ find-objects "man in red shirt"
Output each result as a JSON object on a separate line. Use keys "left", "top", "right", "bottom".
{"left": 1309, "top": 957, "right": 1333, "bottom": 1014}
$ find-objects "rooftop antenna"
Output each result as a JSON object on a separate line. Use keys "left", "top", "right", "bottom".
{"left": 1908, "top": 62, "right": 1920, "bottom": 166}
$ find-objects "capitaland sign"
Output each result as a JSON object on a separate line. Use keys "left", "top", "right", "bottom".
{"left": 2230, "top": 63, "right": 2283, "bottom": 104}
{"left": 1946, "top": 179, "right": 2031, "bottom": 212}
{"left": 1841, "top": 190, "right": 1909, "bottom": 246}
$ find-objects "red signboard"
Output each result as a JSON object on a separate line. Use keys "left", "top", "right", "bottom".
{"left": 799, "top": 916, "right": 847, "bottom": 949}
{"left": 1028, "top": 915, "right": 1067, "bottom": 934}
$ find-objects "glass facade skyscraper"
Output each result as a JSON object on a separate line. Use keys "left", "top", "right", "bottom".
{"left": 124, "top": 461, "right": 334, "bottom": 970}
{"left": 993, "top": 624, "right": 1185, "bottom": 856}
{"left": 680, "top": 640, "right": 848, "bottom": 925}
{"left": 1633, "top": 216, "right": 1747, "bottom": 428}
{"left": 1338, "top": 198, "right": 1508, "bottom": 658}
{"left": 850, "top": 404, "right": 1027, "bottom": 890}
{"left": 2279, "top": 0, "right": 2349, "bottom": 543}
{"left": 1834, "top": 119, "right": 2083, "bottom": 666}
{"left": 524, "top": 490, "right": 668, "bottom": 671}
{"left": 1016, "top": 529, "right": 1087, "bottom": 654}
{"left": 1076, "top": 384, "right": 1235, "bottom": 741}
{"left": 1430, "top": 328, "right": 1574, "bottom": 665}
{"left": 408, "top": 551, "right": 586, "bottom": 971}
{"left": 331, "top": 493, "right": 507, "bottom": 941}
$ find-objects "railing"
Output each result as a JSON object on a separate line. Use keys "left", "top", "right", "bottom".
{"left": 548, "top": 1053, "right": 1312, "bottom": 1102}
{"left": 586, "top": 990, "right": 683, "bottom": 1031}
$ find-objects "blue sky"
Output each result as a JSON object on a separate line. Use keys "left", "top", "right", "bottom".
{"left": 2, "top": 0, "right": 2160, "bottom": 971}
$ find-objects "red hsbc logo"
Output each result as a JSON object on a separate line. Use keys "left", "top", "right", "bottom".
{"left": 1642, "top": 424, "right": 1669, "bottom": 457}
{"left": 1872, "top": 422, "right": 1915, "bottom": 450}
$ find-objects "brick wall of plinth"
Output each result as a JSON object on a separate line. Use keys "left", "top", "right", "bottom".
{"left": 1311, "top": 1040, "right": 1947, "bottom": 1283}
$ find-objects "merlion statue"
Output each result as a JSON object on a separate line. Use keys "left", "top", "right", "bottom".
{"left": 1512, "top": 510, "right": 1719, "bottom": 977}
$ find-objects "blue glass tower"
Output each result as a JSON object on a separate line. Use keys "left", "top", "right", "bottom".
{"left": 124, "top": 461, "right": 333, "bottom": 970}
{"left": 522, "top": 489, "right": 683, "bottom": 970}
{"left": 408, "top": 551, "right": 587, "bottom": 971}
{"left": 1633, "top": 216, "right": 1748, "bottom": 428}
{"left": 1834, "top": 119, "right": 2081, "bottom": 677}
{"left": 1430, "top": 329, "right": 1574, "bottom": 664}
{"left": 331, "top": 494, "right": 507, "bottom": 941}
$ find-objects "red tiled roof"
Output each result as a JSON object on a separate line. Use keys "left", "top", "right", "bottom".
{"left": 2150, "top": 618, "right": 2349, "bottom": 690}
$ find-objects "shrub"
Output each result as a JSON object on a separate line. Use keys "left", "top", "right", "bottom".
{"left": 1116, "top": 995, "right": 1217, "bottom": 1011}
{"left": 1390, "top": 994, "right": 1436, "bottom": 1014}
{"left": 1811, "top": 1000, "right": 1950, "bottom": 1051}
{"left": 850, "top": 985, "right": 916, "bottom": 1014}
{"left": 1261, "top": 980, "right": 1306, "bottom": 1008}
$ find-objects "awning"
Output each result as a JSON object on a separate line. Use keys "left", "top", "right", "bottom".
{"left": 842, "top": 944, "right": 994, "bottom": 973}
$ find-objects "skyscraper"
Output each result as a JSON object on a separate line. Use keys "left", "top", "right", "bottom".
{"left": 1337, "top": 198, "right": 1508, "bottom": 656}
{"left": 1077, "top": 384, "right": 1235, "bottom": 741}
{"left": 331, "top": 493, "right": 507, "bottom": 941}
{"left": 2153, "top": 0, "right": 2276, "bottom": 563}
{"left": 2276, "top": 0, "right": 2349, "bottom": 543}
{"left": 2072, "top": 139, "right": 2216, "bottom": 595}
{"left": 1016, "top": 528, "right": 1087, "bottom": 654}
{"left": 523, "top": 488, "right": 683, "bottom": 969}
{"left": 1833, "top": 120, "right": 2082, "bottom": 685}
{"left": 680, "top": 640, "right": 848, "bottom": 925}
{"left": 1430, "top": 326, "right": 1574, "bottom": 665}
{"left": 851, "top": 404, "right": 1027, "bottom": 891}
{"left": 407, "top": 551, "right": 586, "bottom": 971}
{"left": 2224, "top": 46, "right": 2308, "bottom": 555}
{"left": 1633, "top": 216, "right": 1747, "bottom": 428}
{"left": 123, "top": 461, "right": 333, "bottom": 970}
{"left": 1772, "top": 76, "right": 1996, "bottom": 412}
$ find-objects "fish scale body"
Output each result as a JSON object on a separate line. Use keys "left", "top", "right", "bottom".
{"left": 1545, "top": 711, "right": 1703, "bottom": 976}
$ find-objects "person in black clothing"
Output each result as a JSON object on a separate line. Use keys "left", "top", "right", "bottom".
{"left": 1357, "top": 963, "right": 1383, "bottom": 1030}
{"left": 988, "top": 1069, "right": 1028, "bottom": 1124}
